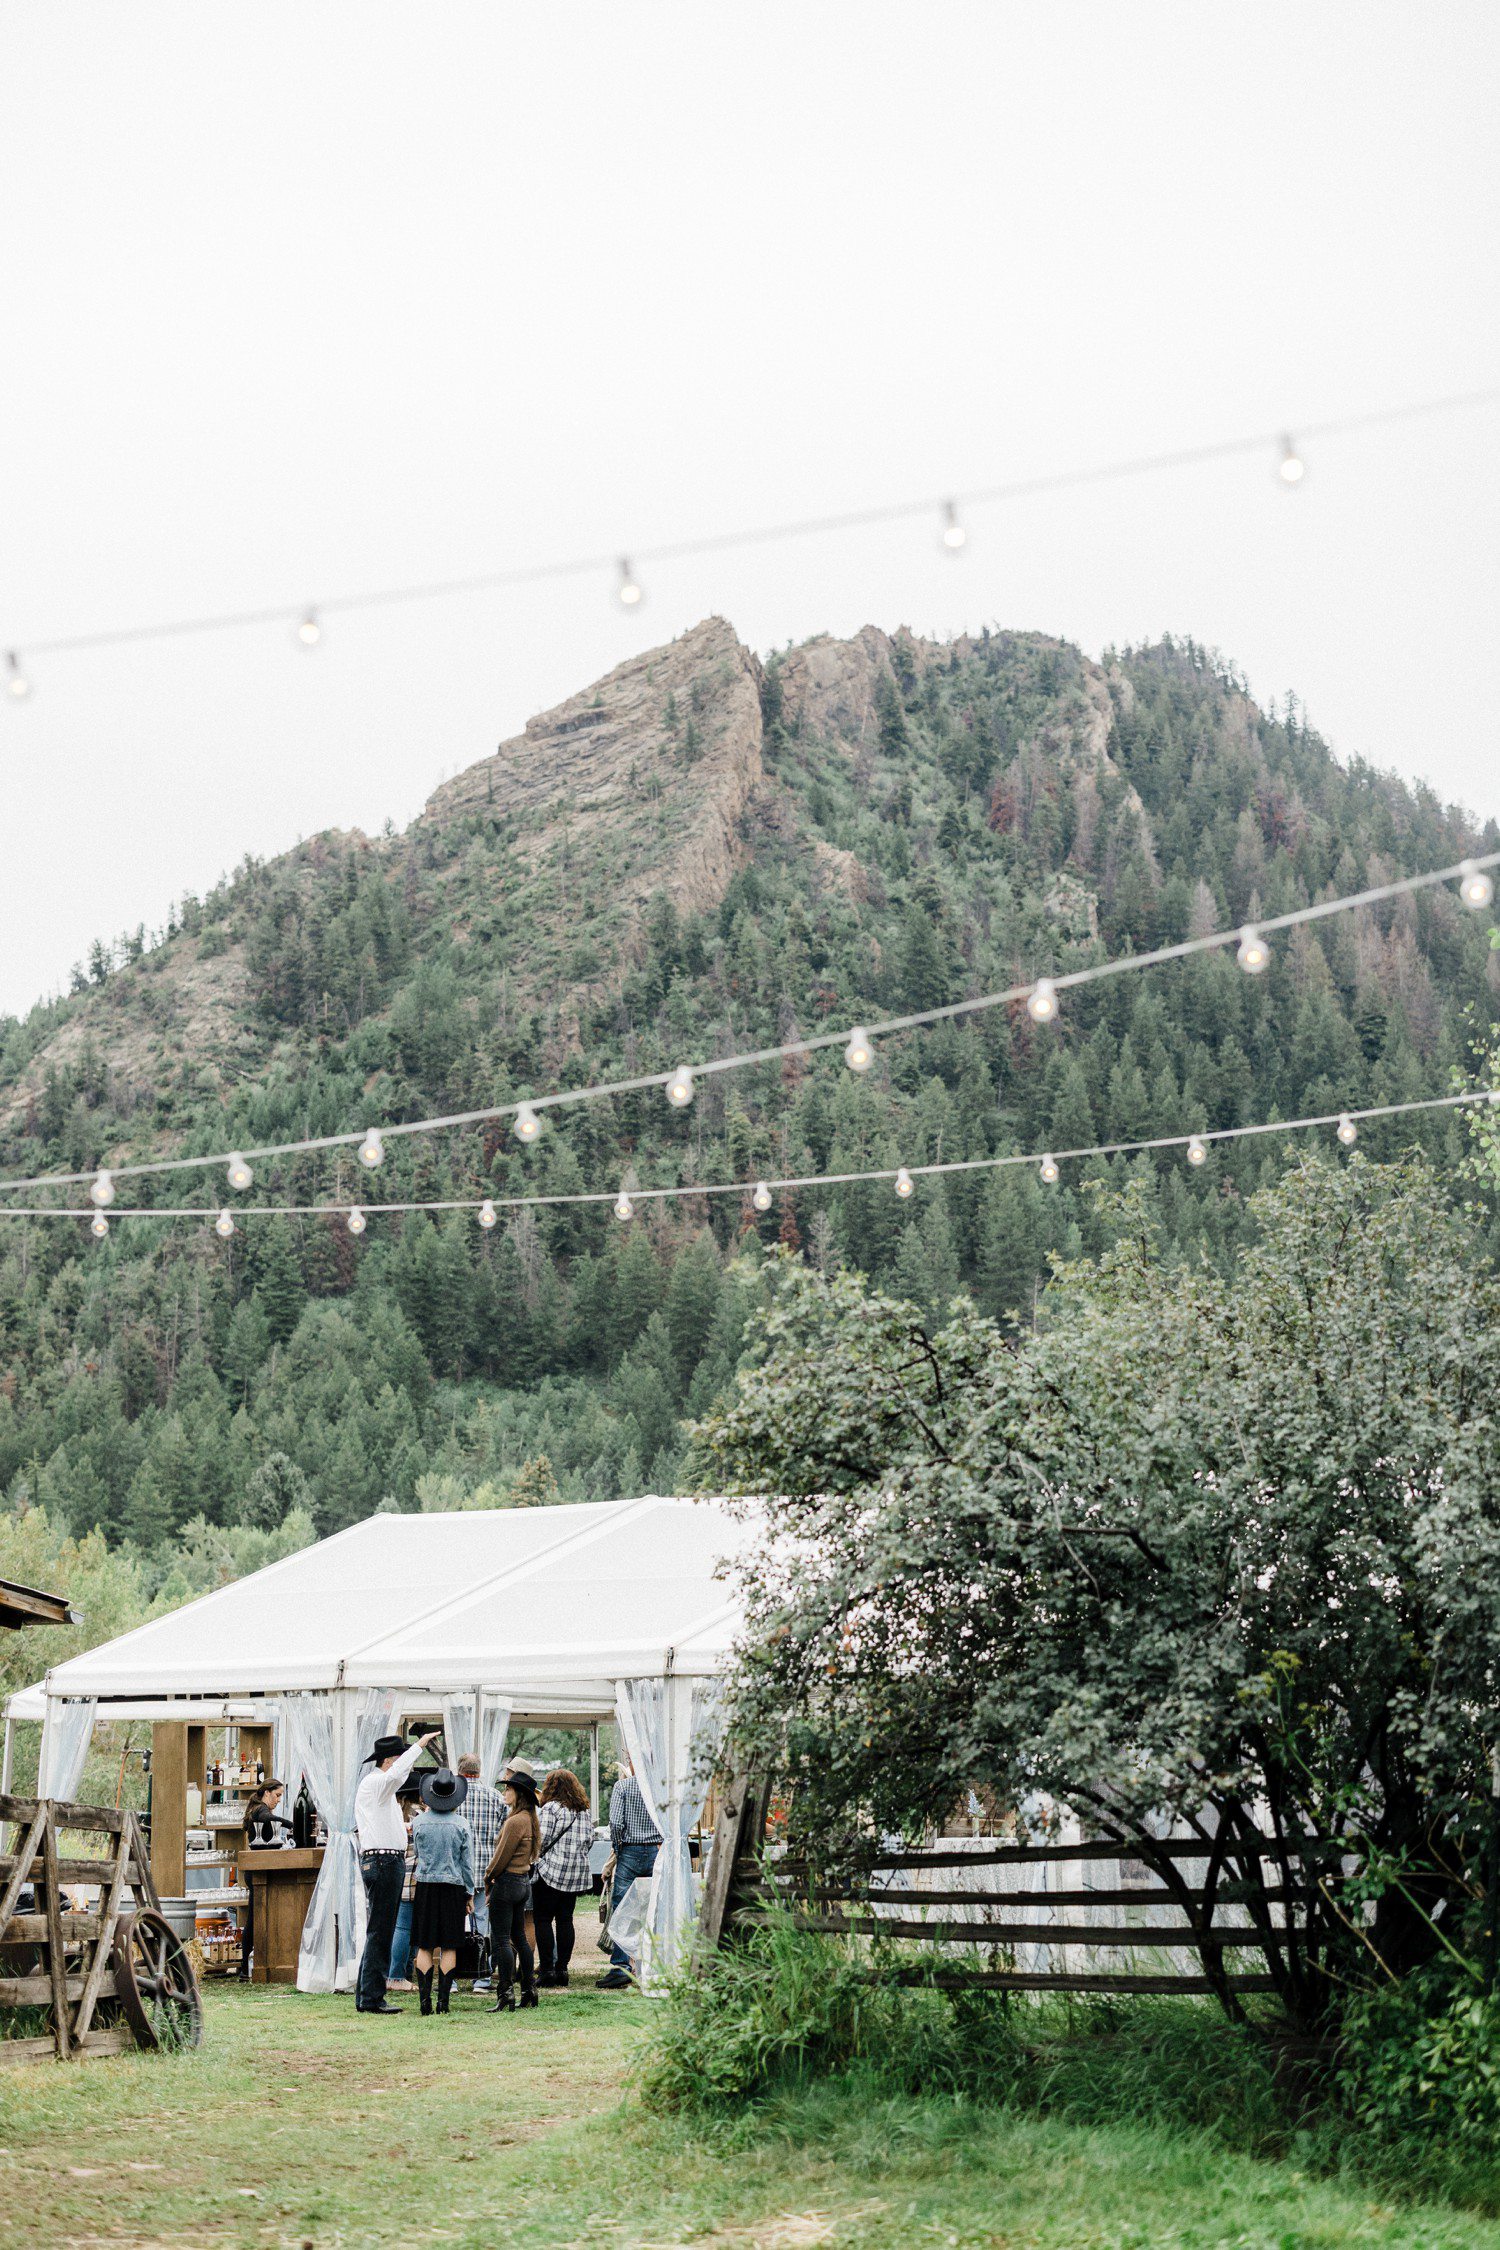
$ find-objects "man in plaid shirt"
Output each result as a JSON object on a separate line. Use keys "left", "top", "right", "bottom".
{"left": 457, "top": 1755, "right": 505, "bottom": 1991}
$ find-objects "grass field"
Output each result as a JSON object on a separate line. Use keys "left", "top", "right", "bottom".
{"left": 6, "top": 1978, "right": 1500, "bottom": 2248}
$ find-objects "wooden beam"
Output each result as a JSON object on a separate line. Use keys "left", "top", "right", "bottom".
{"left": 0, "top": 1576, "right": 75, "bottom": 1629}
{"left": 4, "top": 1911, "right": 101, "bottom": 1941}
{"left": 780, "top": 1882, "right": 1304, "bottom": 1910}
{"left": 0, "top": 1793, "right": 126, "bottom": 1833}
{"left": 883, "top": 1967, "right": 1279, "bottom": 1993}
{"left": 71, "top": 1823, "right": 135, "bottom": 2043}
{"left": 0, "top": 1803, "right": 47, "bottom": 1937}
{"left": 0, "top": 2027, "right": 132, "bottom": 2065}
{"left": 149, "top": 1722, "right": 187, "bottom": 1900}
{"left": 127, "top": 1810, "right": 162, "bottom": 1914}
{"left": 0, "top": 1852, "right": 119, "bottom": 1884}
{"left": 0, "top": 1973, "right": 118, "bottom": 2006}
{"left": 777, "top": 1912, "right": 1295, "bottom": 1949}
{"left": 40, "top": 1809, "right": 71, "bottom": 2060}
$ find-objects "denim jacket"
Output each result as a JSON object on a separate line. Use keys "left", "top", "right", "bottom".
{"left": 413, "top": 1808, "right": 475, "bottom": 1891}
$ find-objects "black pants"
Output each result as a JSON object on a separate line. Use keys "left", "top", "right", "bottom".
{"left": 532, "top": 1878, "right": 578, "bottom": 1978}
{"left": 357, "top": 1851, "right": 405, "bottom": 2010}
{"left": 489, "top": 1887, "right": 535, "bottom": 1995}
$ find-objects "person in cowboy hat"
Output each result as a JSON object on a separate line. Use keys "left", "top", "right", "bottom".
{"left": 412, "top": 1766, "right": 477, "bottom": 2016}
{"left": 485, "top": 1765, "right": 541, "bottom": 2011}
{"left": 353, "top": 1727, "right": 441, "bottom": 2014}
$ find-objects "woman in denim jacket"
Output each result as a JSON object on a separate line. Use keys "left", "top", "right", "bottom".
{"left": 411, "top": 1768, "right": 475, "bottom": 2016}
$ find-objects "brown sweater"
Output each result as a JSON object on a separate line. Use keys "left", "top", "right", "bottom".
{"left": 485, "top": 1809, "right": 539, "bottom": 1885}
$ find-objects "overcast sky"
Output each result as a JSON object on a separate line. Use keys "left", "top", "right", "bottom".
{"left": 1, "top": 4, "right": 1496, "bottom": 1019}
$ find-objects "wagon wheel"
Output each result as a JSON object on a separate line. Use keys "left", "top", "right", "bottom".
{"left": 111, "top": 1910, "right": 203, "bottom": 2051}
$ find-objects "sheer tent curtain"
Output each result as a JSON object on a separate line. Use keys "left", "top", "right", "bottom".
{"left": 616, "top": 1676, "right": 725, "bottom": 1984}
{"left": 38, "top": 1696, "right": 96, "bottom": 1800}
{"left": 289, "top": 1687, "right": 395, "bottom": 1993}
{"left": 439, "top": 1693, "right": 512, "bottom": 1781}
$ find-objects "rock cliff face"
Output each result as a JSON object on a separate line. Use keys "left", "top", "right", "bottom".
{"left": 424, "top": 614, "right": 765, "bottom": 924}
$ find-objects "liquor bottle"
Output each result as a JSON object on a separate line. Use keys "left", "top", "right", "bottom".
{"left": 292, "top": 1779, "right": 314, "bottom": 1849}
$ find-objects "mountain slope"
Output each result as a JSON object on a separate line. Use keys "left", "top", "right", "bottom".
{"left": 0, "top": 618, "right": 1495, "bottom": 1557}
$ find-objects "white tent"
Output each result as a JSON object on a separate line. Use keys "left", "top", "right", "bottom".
{"left": 7, "top": 1495, "right": 754, "bottom": 1990}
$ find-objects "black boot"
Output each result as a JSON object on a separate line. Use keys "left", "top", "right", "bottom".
{"left": 519, "top": 1986, "right": 539, "bottom": 2008}
{"left": 416, "top": 1968, "right": 433, "bottom": 2016}
{"left": 489, "top": 1984, "right": 517, "bottom": 2012}
{"left": 436, "top": 1970, "right": 454, "bottom": 2014}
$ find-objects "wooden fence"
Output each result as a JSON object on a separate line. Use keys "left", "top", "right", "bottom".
{"left": 698, "top": 1775, "right": 1344, "bottom": 2025}
{"left": 0, "top": 1794, "right": 202, "bottom": 2064}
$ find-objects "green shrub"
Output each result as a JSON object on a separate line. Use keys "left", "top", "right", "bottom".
{"left": 1341, "top": 1965, "right": 1500, "bottom": 2153}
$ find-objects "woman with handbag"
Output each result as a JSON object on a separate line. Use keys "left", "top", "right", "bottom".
{"left": 484, "top": 1768, "right": 541, "bottom": 2012}
{"left": 533, "top": 1768, "right": 594, "bottom": 1986}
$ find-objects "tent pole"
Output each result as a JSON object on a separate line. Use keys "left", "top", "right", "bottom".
{"left": 589, "top": 1721, "right": 600, "bottom": 1824}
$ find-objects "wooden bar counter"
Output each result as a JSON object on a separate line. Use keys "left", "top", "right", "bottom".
{"left": 246, "top": 1849, "right": 324, "bottom": 1984}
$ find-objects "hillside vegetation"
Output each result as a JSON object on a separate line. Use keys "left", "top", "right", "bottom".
{"left": 0, "top": 615, "right": 1495, "bottom": 1572}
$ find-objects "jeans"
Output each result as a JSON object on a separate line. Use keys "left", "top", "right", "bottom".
{"left": 609, "top": 1839, "right": 659, "bottom": 1971}
{"left": 533, "top": 1878, "right": 579, "bottom": 1979}
{"left": 357, "top": 1852, "right": 405, "bottom": 2010}
{"left": 388, "top": 1896, "right": 413, "bottom": 1983}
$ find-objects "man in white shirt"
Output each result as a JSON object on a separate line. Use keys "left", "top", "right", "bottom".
{"left": 355, "top": 1729, "right": 439, "bottom": 2014}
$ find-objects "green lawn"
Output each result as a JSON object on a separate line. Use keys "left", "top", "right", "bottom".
{"left": 4, "top": 1978, "right": 1500, "bottom": 2248}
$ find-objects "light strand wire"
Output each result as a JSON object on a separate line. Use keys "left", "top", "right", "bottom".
{"left": 0, "top": 848, "right": 1493, "bottom": 1198}
{"left": 10, "top": 1086, "right": 1497, "bottom": 1223}
{"left": 8, "top": 388, "right": 1498, "bottom": 660}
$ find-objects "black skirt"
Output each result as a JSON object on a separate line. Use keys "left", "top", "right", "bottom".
{"left": 412, "top": 1881, "right": 468, "bottom": 1952}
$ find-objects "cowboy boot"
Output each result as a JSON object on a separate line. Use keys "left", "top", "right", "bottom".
{"left": 489, "top": 1983, "right": 517, "bottom": 2012}
{"left": 436, "top": 1969, "right": 454, "bottom": 2014}
{"left": 416, "top": 1968, "right": 433, "bottom": 2016}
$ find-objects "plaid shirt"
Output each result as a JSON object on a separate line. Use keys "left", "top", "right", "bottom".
{"left": 609, "top": 1774, "right": 662, "bottom": 1851}
{"left": 463, "top": 1781, "right": 505, "bottom": 1871}
{"left": 536, "top": 1797, "right": 595, "bottom": 1893}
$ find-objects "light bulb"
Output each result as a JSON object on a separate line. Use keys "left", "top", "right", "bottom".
{"left": 1027, "top": 978, "right": 1059, "bottom": 1023}
{"left": 665, "top": 1065, "right": 694, "bottom": 1108}
{"left": 358, "top": 1129, "right": 384, "bottom": 1169}
{"left": 1237, "top": 927, "right": 1271, "bottom": 974}
{"left": 297, "top": 608, "right": 321, "bottom": 648}
{"left": 214, "top": 1209, "right": 235, "bottom": 1239}
{"left": 1459, "top": 860, "right": 1495, "bottom": 910}
{"left": 1336, "top": 1113, "right": 1358, "bottom": 1147}
{"left": 940, "top": 501, "right": 967, "bottom": 552}
{"left": 616, "top": 558, "right": 643, "bottom": 608}
{"left": 347, "top": 1207, "right": 367, "bottom": 1235}
{"left": 478, "top": 1199, "right": 497, "bottom": 1229}
{"left": 1278, "top": 435, "right": 1305, "bottom": 486}
{"left": 1186, "top": 1136, "right": 1208, "bottom": 1167}
{"left": 90, "top": 1211, "right": 109, "bottom": 1240}
{"left": 89, "top": 1169, "right": 114, "bottom": 1208}
{"left": 614, "top": 1190, "right": 634, "bottom": 1221}
{"left": 752, "top": 1181, "right": 773, "bottom": 1212}
{"left": 227, "top": 1152, "right": 253, "bottom": 1191}
{"left": 894, "top": 1167, "right": 914, "bottom": 1198}
{"left": 1039, "top": 1154, "right": 1060, "bottom": 1184}
{"left": 6, "top": 652, "right": 29, "bottom": 701}
{"left": 514, "top": 1104, "right": 541, "bottom": 1143}
{"left": 844, "top": 1027, "right": 873, "bottom": 1074}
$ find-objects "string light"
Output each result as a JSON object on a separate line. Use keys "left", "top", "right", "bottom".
{"left": 478, "top": 1199, "right": 497, "bottom": 1228}
{"left": 940, "top": 501, "right": 967, "bottom": 552}
{"left": 1278, "top": 435, "right": 1306, "bottom": 486}
{"left": 3, "top": 851, "right": 1494, "bottom": 1204}
{"left": 6, "top": 652, "right": 29, "bottom": 701}
{"left": 616, "top": 558, "right": 643, "bottom": 608}
{"left": 89, "top": 1170, "right": 114, "bottom": 1208}
{"left": 214, "top": 1209, "right": 235, "bottom": 1238}
{"left": 514, "top": 1105, "right": 542, "bottom": 1144}
{"left": 614, "top": 1190, "right": 634, "bottom": 1221}
{"left": 346, "top": 1207, "right": 366, "bottom": 1234}
{"left": 752, "top": 1181, "right": 773, "bottom": 1212}
{"left": 90, "top": 1212, "right": 108, "bottom": 1239}
{"left": 296, "top": 609, "right": 321, "bottom": 649}
{"left": 227, "top": 1153, "right": 253, "bottom": 1191}
{"left": 1186, "top": 1136, "right": 1208, "bottom": 1167}
{"left": 1337, "top": 1113, "right": 1358, "bottom": 1146}
{"left": 1039, "top": 1155, "right": 1060, "bottom": 1184}
{"left": 665, "top": 1066, "right": 695, "bottom": 1108}
{"left": 1027, "top": 978, "right": 1059, "bottom": 1023}
{"left": 1237, "top": 927, "right": 1271, "bottom": 974}
{"left": 1460, "top": 860, "right": 1495, "bottom": 910}
{"left": 358, "top": 1129, "right": 384, "bottom": 1170}
{"left": 894, "top": 1167, "right": 914, "bottom": 1198}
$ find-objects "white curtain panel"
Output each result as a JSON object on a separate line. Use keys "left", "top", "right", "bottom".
{"left": 440, "top": 1694, "right": 476, "bottom": 1768}
{"left": 615, "top": 1675, "right": 726, "bottom": 1986}
{"left": 476, "top": 1692, "right": 512, "bottom": 1786}
{"left": 37, "top": 1696, "right": 97, "bottom": 1802}
{"left": 291, "top": 1687, "right": 395, "bottom": 1993}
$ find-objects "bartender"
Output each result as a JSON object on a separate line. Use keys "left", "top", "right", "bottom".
{"left": 238, "top": 1777, "right": 290, "bottom": 1981}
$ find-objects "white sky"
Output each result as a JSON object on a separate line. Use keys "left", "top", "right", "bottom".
{"left": 1, "top": 4, "right": 1496, "bottom": 1019}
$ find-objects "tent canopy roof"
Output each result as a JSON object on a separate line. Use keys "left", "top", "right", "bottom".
{"left": 33, "top": 1496, "right": 754, "bottom": 1704}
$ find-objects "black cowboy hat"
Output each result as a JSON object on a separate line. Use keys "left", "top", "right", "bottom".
{"left": 420, "top": 1766, "right": 469, "bottom": 1812}
{"left": 363, "top": 1734, "right": 409, "bottom": 1765}
{"left": 502, "top": 1767, "right": 540, "bottom": 1804}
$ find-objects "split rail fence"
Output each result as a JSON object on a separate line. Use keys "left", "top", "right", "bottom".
{"left": 0, "top": 1793, "right": 202, "bottom": 2064}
